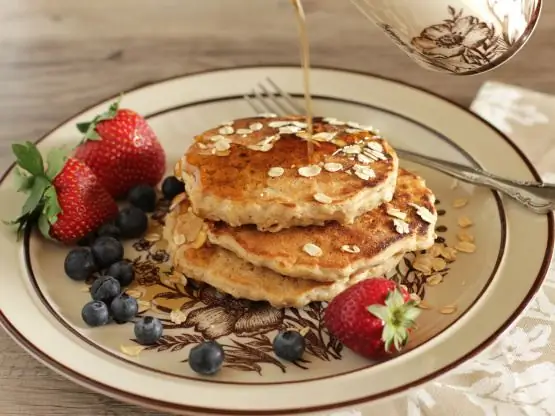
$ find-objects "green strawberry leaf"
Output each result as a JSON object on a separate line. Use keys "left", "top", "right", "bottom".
{"left": 37, "top": 213, "right": 53, "bottom": 240}
{"left": 76, "top": 122, "right": 91, "bottom": 134}
{"left": 43, "top": 186, "right": 61, "bottom": 224}
{"left": 13, "top": 168, "right": 35, "bottom": 192}
{"left": 45, "top": 147, "right": 69, "bottom": 180}
{"left": 77, "top": 95, "right": 123, "bottom": 143}
{"left": 12, "top": 141, "right": 45, "bottom": 176}
{"left": 21, "top": 176, "right": 49, "bottom": 217}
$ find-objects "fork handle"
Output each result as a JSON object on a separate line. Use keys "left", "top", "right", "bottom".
{"left": 397, "top": 149, "right": 555, "bottom": 215}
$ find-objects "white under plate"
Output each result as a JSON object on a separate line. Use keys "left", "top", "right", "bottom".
{"left": 0, "top": 66, "right": 552, "bottom": 415}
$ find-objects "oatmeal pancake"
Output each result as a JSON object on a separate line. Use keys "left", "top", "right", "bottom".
{"left": 207, "top": 169, "right": 437, "bottom": 282}
{"left": 163, "top": 204, "right": 404, "bottom": 308}
{"left": 176, "top": 115, "right": 399, "bottom": 232}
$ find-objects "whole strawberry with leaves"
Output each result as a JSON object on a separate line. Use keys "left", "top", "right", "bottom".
{"left": 8, "top": 142, "right": 118, "bottom": 244}
{"left": 74, "top": 97, "right": 166, "bottom": 198}
{"left": 323, "top": 278, "right": 420, "bottom": 360}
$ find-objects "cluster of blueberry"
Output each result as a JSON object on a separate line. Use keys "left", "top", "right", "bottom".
{"left": 63, "top": 177, "right": 184, "bottom": 342}
{"left": 62, "top": 176, "right": 309, "bottom": 376}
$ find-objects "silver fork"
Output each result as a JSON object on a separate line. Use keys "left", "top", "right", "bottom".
{"left": 243, "top": 78, "right": 555, "bottom": 215}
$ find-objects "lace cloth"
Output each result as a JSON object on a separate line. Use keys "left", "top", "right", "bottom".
{"left": 329, "top": 82, "right": 555, "bottom": 416}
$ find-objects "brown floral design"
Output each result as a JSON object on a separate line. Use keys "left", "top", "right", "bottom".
{"left": 378, "top": 5, "right": 533, "bottom": 74}
{"left": 182, "top": 286, "right": 284, "bottom": 339}
{"left": 125, "top": 198, "right": 449, "bottom": 374}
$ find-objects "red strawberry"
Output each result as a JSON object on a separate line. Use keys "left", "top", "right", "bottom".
{"left": 74, "top": 98, "right": 166, "bottom": 198}
{"left": 9, "top": 142, "right": 118, "bottom": 244}
{"left": 323, "top": 278, "right": 420, "bottom": 360}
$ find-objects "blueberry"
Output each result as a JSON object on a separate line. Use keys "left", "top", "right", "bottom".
{"left": 91, "top": 236, "right": 124, "bottom": 268}
{"left": 64, "top": 247, "right": 98, "bottom": 281}
{"left": 134, "top": 316, "right": 163, "bottom": 345}
{"left": 107, "top": 260, "right": 135, "bottom": 287}
{"left": 116, "top": 207, "right": 148, "bottom": 239}
{"left": 128, "top": 184, "right": 157, "bottom": 212}
{"left": 90, "top": 276, "right": 121, "bottom": 304}
{"left": 110, "top": 294, "right": 138, "bottom": 324}
{"left": 81, "top": 301, "right": 110, "bottom": 327}
{"left": 161, "top": 176, "right": 185, "bottom": 201}
{"left": 77, "top": 231, "right": 97, "bottom": 247}
{"left": 188, "top": 341, "right": 225, "bottom": 376}
{"left": 272, "top": 331, "right": 306, "bottom": 362}
{"left": 97, "top": 222, "right": 121, "bottom": 239}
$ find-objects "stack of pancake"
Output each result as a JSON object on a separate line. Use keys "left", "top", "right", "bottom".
{"left": 163, "top": 115, "right": 438, "bottom": 308}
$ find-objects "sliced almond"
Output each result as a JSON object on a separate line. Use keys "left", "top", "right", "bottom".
{"left": 268, "top": 121, "right": 291, "bottom": 128}
{"left": 323, "top": 162, "right": 343, "bottom": 172}
{"left": 258, "top": 112, "right": 277, "bottom": 118}
{"left": 357, "top": 153, "right": 373, "bottom": 165}
{"left": 457, "top": 230, "right": 475, "bottom": 242}
{"left": 197, "top": 142, "right": 208, "bottom": 150}
{"left": 312, "top": 132, "right": 337, "bottom": 141}
{"left": 279, "top": 126, "right": 302, "bottom": 134}
{"left": 386, "top": 206, "right": 407, "bottom": 220}
{"left": 428, "top": 243, "right": 444, "bottom": 258}
{"left": 314, "top": 193, "right": 333, "bottom": 204}
{"left": 137, "top": 300, "right": 151, "bottom": 313}
{"left": 457, "top": 215, "right": 473, "bottom": 228}
{"left": 299, "top": 326, "right": 310, "bottom": 337}
{"left": 426, "top": 273, "right": 443, "bottom": 286}
{"left": 249, "top": 122, "right": 264, "bottom": 131}
{"left": 409, "top": 203, "right": 436, "bottom": 224}
{"left": 454, "top": 241, "right": 476, "bottom": 253}
{"left": 170, "top": 309, "right": 187, "bottom": 325}
{"left": 342, "top": 145, "right": 362, "bottom": 155}
{"left": 453, "top": 198, "right": 469, "bottom": 208}
{"left": 439, "top": 304, "right": 458, "bottom": 315}
{"left": 303, "top": 243, "right": 323, "bottom": 257}
{"left": 169, "top": 192, "right": 187, "bottom": 212}
{"left": 120, "top": 345, "right": 145, "bottom": 357}
{"left": 409, "top": 293, "right": 422, "bottom": 303}
{"left": 347, "top": 121, "right": 361, "bottom": 129}
{"left": 209, "top": 134, "right": 226, "bottom": 142}
{"left": 353, "top": 165, "right": 376, "bottom": 181}
{"left": 236, "top": 128, "right": 252, "bottom": 135}
{"left": 125, "top": 289, "right": 142, "bottom": 299}
{"left": 298, "top": 165, "right": 322, "bottom": 178}
{"left": 340, "top": 244, "right": 361, "bottom": 254}
{"left": 80, "top": 286, "right": 90, "bottom": 293}
{"left": 393, "top": 218, "right": 410, "bottom": 234}
{"left": 291, "top": 121, "right": 308, "bottom": 128}
{"left": 173, "top": 233, "right": 186, "bottom": 246}
{"left": 220, "top": 120, "right": 234, "bottom": 126}
{"left": 268, "top": 167, "right": 285, "bottom": 178}
{"left": 441, "top": 246, "right": 458, "bottom": 261}
{"left": 190, "top": 230, "right": 207, "bottom": 249}
{"left": 418, "top": 300, "right": 432, "bottom": 310}
{"left": 364, "top": 149, "right": 387, "bottom": 161}
{"left": 218, "top": 126, "right": 234, "bottom": 135}
{"left": 144, "top": 233, "right": 161, "bottom": 243}
{"left": 432, "top": 257, "right": 447, "bottom": 271}
{"left": 366, "top": 141, "right": 384, "bottom": 153}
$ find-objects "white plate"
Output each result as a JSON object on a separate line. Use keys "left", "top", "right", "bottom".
{"left": 0, "top": 66, "right": 552, "bottom": 415}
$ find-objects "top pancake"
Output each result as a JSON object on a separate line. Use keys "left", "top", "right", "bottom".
{"left": 176, "top": 115, "right": 399, "bottom": 231}
{"left": 207, "top": 169, "right": 437, "bottom": 282}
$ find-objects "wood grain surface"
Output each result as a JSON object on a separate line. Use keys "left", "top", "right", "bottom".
{"left": 0, "top": 0, "right": 554, "bottom": 414}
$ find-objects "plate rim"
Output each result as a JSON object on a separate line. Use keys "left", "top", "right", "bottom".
{"left": 0, "top": 64, "right": 552, "bottom": 415}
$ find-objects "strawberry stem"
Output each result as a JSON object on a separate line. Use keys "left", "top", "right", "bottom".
{"left": 367, "top": 288, "right": 421, "bottom": 353}
{"left": 76, "top": 94, "right": 123, "bottom": 143}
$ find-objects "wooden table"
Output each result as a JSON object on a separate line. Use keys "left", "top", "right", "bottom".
{"left": 1, "top": 1, "right": 554, "bottom": 414}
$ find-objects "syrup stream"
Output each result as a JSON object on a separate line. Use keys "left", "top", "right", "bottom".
{"left": 290, "top": 0, "right": 314, "bottom": 162}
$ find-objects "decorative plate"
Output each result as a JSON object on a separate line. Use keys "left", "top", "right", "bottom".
{"left": 0, "top": 66, "right": 552, "bottom": 416}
